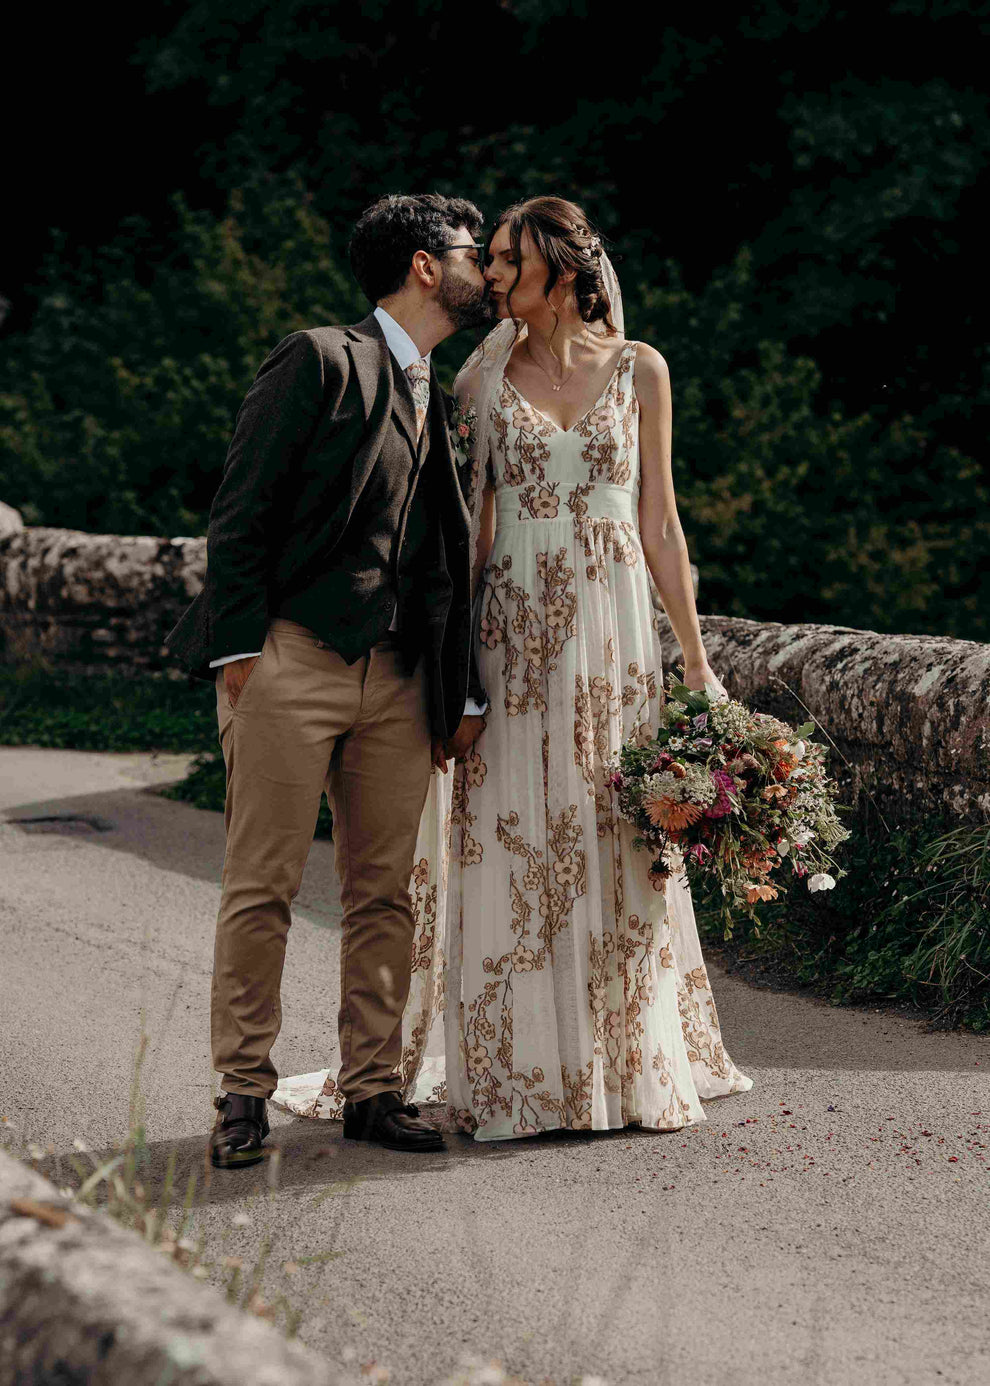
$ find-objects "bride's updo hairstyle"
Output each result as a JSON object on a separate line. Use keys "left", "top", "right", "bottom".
{"left": 495, "top": 195, "right": 619, "bottom": 339}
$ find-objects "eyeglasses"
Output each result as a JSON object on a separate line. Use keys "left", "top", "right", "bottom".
{"left": 428, "top": 241, "right": 487, "bottom": 267}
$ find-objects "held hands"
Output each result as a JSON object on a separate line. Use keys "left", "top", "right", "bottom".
{"left": 223, "top": 655, "right": 260, "bottom": 710}
{"left": 432, "top": 713, "right": 487, "bottom": 773}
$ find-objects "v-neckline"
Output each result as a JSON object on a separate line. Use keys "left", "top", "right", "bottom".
{"left": 503, "top": 340, "right": 633, "bottom": 436}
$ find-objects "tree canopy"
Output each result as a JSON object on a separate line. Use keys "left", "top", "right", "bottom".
{"left": 3, "top": 0, "right": 987, "bottom": 639}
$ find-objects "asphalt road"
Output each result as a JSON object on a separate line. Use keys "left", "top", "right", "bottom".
{"left": 1, "top": 746, "right": 988, "bottom": 1386}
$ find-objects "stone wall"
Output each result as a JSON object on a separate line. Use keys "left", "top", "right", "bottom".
{"left": 0, "top": 520, "right": 206, "bottom": 671}
{"left": 2, "top": 506, "right": 988, "bottom": 825}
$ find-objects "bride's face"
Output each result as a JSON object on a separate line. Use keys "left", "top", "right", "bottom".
{"left": 484, "top": 223, "right": 573, "bottom": 323}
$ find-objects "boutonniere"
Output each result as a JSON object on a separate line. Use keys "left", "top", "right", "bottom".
{"left": 448, "top": 398, "right": 478, "bottom": 471}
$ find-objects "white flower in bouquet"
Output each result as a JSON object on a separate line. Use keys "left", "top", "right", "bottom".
{"left": 706, "top": 699, "right": 754, "bottom": 742}
{"left": 643, "top": 765, "right": 719, "bottom": 808}
{"left": 807, "top": 872, "right": 836, "bottom": 892}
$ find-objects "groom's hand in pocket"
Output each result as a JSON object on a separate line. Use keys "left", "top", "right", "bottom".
{"left": 444, "top": 713, "right": 487, "bottom": 765}
{"left": 223, "top": 655, "right": 259, "bottom": 710}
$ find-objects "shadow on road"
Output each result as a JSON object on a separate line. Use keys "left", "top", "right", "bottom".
{"left": 24, "top": 1108, "right": 615, "bottom": 1212}
{"left": 1, "top": 777, "right": 340, "bottom": 925}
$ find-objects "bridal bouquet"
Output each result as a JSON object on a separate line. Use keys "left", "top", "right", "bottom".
{"left": 606, "top": 679, "right": 850, "bottom": 934}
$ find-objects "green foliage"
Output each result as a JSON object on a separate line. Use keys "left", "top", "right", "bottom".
{"left": 0, "top": 182, "right": 363, "bottom": 535}
{"left": 2, "top": 2, "right": 987, "bottom": 639}
{"left": 0, "top": 662, "right": 216, "bottom": 752}
{"left": 694, "top": 814, "right": 990, "bottom": 1032}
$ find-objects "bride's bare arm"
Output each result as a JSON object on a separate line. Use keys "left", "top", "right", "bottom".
{"left": 634, "top": 343, "right": 722, "bottom": 692}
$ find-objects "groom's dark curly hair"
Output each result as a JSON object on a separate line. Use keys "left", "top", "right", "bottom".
{"left": 349, "top": 193, "right": 484, "bottom": 304}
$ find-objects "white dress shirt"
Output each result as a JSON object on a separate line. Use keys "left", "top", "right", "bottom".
{"left": 211, "top": 307, "right": 486, "bottom": 719}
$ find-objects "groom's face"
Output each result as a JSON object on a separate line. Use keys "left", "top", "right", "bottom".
{"left": 433, "top": 224, "right": 495, "bottom": 330}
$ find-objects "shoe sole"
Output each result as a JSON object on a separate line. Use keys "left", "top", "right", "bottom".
{"left": 210, "top": 1147, "right": 267, "bottom": 1169}
{"left": 342, "top": 1130, "right": 444, "bottom": 1152}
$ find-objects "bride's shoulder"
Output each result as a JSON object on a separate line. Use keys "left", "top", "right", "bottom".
{"left": 629, "top": 340, "right": 670, "bottom": 386}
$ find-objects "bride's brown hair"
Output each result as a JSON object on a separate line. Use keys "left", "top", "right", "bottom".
{"left": 493, "top": 196, "right": 619, "bottom": 342}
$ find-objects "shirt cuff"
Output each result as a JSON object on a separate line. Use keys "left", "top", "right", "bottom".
{"left": 209, "top": 651, "right": 263, "bottom": 668}
{"left": 463, "top": 697, "right": 488, "bottom": 717}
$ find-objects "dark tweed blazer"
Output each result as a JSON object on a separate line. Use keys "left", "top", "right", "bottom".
{"left": 164, "top": 312, "right": 482, "bottom": 740}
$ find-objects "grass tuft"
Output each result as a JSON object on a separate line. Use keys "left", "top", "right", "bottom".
{"left": 694, "top": 809, "right": 990, "bottom": 1031}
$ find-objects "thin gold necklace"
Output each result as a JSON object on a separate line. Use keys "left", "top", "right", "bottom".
{"left": 526, "top": 326, "right": 590, "bottom": 392}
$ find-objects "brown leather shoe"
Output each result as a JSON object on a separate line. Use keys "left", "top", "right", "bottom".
{"left": 209, "top": 1093, "right": 270, "bottom": 1169}
{"left": 342, "top": 1091, "right": 445, "bottom": 1152}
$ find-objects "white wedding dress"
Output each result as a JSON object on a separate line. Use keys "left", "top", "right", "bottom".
{"left": 274, "top": 338, "right": 752, "bottom": 1138}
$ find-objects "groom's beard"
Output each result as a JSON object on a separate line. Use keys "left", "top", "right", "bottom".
{"left": 437, "top": 270, "right": 497, "bottom": 330}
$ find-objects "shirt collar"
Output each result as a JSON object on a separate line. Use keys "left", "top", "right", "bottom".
{"left": 373, "top": 306, "right": 431, "bottom": 372}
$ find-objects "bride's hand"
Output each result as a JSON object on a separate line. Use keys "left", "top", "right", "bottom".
{"left": 680, "top": 659, "right": 727, "bottom": 700}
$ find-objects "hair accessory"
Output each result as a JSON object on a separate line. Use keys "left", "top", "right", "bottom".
{"left": 574, "top": 224, "right": 603, "bottom": 259}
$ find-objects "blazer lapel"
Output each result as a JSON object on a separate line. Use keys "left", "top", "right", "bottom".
{"left": 343, "top": 313, "right": 394, "bottom": 510}
{"left": 345, "top": 312, "right": 391, "bottom": 424}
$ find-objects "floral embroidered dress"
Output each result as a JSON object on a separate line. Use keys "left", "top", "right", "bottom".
{"left": 271, "top": 338, "right": 753, "bottom": 1140}
{"left": 441, "top": 340, "right": 753, "bottom": 1140}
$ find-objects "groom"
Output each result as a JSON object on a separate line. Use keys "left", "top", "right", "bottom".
{"left": 165, "top": 193, "right": 492, "bottom": 1166}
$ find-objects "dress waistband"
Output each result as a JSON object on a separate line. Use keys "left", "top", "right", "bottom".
{"left": 495, "top": 484, "right": 637, "bottom": 528}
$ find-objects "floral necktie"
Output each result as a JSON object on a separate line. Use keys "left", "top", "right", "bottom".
{"left": 404, "top": 358, "right": 431, "bottom": 440}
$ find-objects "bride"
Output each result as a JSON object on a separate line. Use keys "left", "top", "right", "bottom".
{"left": 275, "top": 196, "right": 752, "bottom": 1139}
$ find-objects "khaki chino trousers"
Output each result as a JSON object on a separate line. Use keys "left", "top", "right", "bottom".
{"left": 212, "top": 617, "right": 433, "bottom": 1102}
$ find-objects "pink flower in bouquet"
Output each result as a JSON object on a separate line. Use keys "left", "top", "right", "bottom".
{"left": 692, "top": 712, "right": 709, "bottom": 731}
{"left": 688, "top": 842, "right": 712, "bottom": 867}
{"left": 608, "top": 769, "right": 624, "bottom": 789}
{"left": 704, "top": 768, "right": 736, "bottom": 819}
{"left": 457, "top": 422, "right": 471, "bottom": 438}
